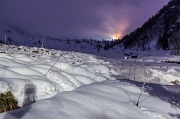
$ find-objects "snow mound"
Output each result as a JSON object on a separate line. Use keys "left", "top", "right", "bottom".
{"left": 0, "top": 45, "right": 116, "bottom": 106}
{"left": 0, "top": 81, "right": 179, "bottom": 119}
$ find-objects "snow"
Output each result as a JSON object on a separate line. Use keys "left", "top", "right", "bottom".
{"left": 0, "top": 37, "right": 180, "bottom": 118}
{"left": 0, "top": 45, "right": 116, "bottom": 107}
{"left": 1, "top": 4, "right": 180, "bottom": 117}
{"left": 0, "top": 81, "right": 179, "bottom": 119}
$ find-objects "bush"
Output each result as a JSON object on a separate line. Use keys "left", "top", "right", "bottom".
{"left": 0, "top": 91, "right": 20, "bottom": 113}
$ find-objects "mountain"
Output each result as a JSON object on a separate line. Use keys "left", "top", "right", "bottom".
{"left": 0, "top": 23, "right": 120, "bottom": 57}
{"left": 111, "top": 0, "right": 180, "bottom": 55}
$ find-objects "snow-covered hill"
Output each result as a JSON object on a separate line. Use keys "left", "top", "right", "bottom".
{"left": 0, "top": 23, "right": 113, "bottom": 56}
{"left": 1, "top": 80, "right": 180, "bottom": 119}
{"left": 0, "top": 44, "right": 118, "bottom": 107}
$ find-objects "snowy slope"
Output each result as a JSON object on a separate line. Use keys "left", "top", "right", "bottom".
{"left": 0, "top": 44, "right": 117, "bottom": 107}
{"left": 0, "top": 81, "right": 179, "bottom": 119}
{"left": 0, "top": 44, "right": 179, "bottom": 119}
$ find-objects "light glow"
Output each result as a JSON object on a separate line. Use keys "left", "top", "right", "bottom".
{"left": 112, "top": 33, "right": 122, "bottom": 40}
{"left": 87, "top": 14, "right": 130, "bottom": 40}
{"left": 102, "top": 16, "right": 130, "bottom": 40}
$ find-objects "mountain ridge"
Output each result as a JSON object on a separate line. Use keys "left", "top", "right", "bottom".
{"left": 111, "top": 0, "right": 180, "bottom": 55}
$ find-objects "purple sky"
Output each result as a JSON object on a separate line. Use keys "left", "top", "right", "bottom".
{"left": 0, "top": 0, "right": 170, "bottom": 39}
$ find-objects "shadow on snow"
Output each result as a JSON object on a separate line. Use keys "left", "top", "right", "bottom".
{"left": 3, "top": 84, "right": 37, "bottom": 119}
{"left": 118, "top": 79, "right": 180, "bottom": 118}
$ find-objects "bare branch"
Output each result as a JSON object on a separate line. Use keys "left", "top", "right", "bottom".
{"left": 44, "top": 54, "right": 62, "bottom": 76}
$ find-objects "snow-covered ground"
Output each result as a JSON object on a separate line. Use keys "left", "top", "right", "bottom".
{"left": 0, "top": 44, "right": 117, "bottom": 107}
{"left": 0, "top": 43, "right": 179, "bottom": 119}
{"left": 1, "top": 80, "right": 180, "bottom": 119}
{"left": 117, "top": 49, "right": 180, "bottom": 84}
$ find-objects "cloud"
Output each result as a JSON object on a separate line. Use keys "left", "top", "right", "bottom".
{"left": 0, "top": 0, "right": 170, "bottom": 39}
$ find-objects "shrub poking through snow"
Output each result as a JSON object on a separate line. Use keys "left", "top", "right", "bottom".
{"left": 0, "top": 91, "right": 20, "bottom": 113}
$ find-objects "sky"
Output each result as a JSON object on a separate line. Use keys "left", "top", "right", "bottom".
{"left": 0, "top": 0, "right": 170, "bottom": 40}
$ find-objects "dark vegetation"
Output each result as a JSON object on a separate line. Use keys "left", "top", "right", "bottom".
{"left": 0, "top": 91, "right": 20, "bottom": 113}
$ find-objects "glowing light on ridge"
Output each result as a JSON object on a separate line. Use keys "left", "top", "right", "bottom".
{"left": 111, "top": 33, "right": 122, "bottom": 40}
{"left": 103, "top": 17, "right": 130, "bottom": 40}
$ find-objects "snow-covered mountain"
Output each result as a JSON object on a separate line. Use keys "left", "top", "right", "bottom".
{"left": 0, "top": 23, "right": 117, "bottom": 56}
{"left": 0, "top": 22, "right": 126, "bottom": 60}
{"left": 1, "top": 0, "right": 180, "bottom": 56}
{"left": 111, "top": 0, "right": 180, "bottom": 54}
{"left": 2, "top": 0, "right": 180, "bottom": 57}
